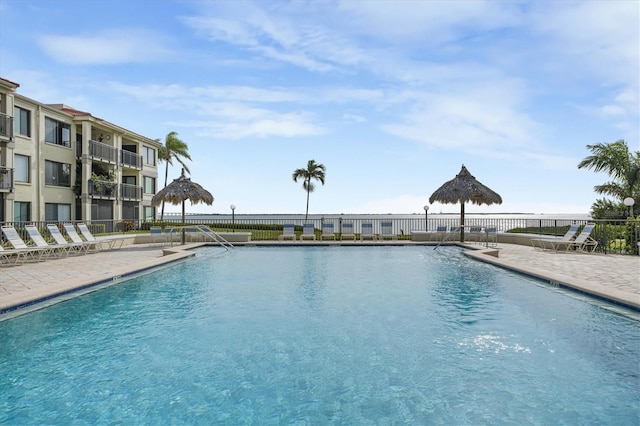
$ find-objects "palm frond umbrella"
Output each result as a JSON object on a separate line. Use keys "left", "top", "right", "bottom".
{"left": 151, "top": 169, "right": 214, "bottom": 244}
{"left": 429, "top": 165, "right": 502, "bottom": 242}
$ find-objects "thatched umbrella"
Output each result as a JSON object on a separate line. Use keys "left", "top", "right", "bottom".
{"left": 429, "top": 165, "right": 502, "bottom": 242}
{"left": 151, "top": 169, "right": 214, "bottom": 244}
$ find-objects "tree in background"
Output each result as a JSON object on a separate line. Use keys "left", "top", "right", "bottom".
{"left": 578, "top": 140, "right": 640, "bottom": 219}
{"left": 292, "top": 160, "right": 326, "bottom": 220}
{"left": 158, "top": 131, "right": 192, "bottom": 220}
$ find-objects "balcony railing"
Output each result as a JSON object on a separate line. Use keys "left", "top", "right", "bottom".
{"left": 89, "top": 140, "right": 117, "bottom": 163}
{"left": 120, "top": 183, "right": 143, "bottom": 200}
{"left": 121, "top": 150, "right": 143, "bottom": 169}
{"left": 88, "top": 179, "right": 117, "bottom": 198}
{"left": 0, "top": 166, "right": 14, "bottom": 190}
{"left": 0, "top": 113, "right": 14, "bottom": 141}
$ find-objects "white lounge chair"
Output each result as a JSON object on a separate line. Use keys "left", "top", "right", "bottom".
{"left": 25, "top": 224, "right": 68, "bottom": 257}
{"left": 548, "top": 224, "right": 598, "bottom": 252}
{"left": 340, "top": 222, "right": 356, "bottom": 240}
{"left": 321, "top": 223, "right": 335, "bottom": 240}
{"left": 1, "top": 225, "right": 48, "bottom": 261}
{"left": 0, "top": 244, "right": 28, "bottom": 266}
{"left": 46, "top": 224, "right": 88, "bottom": 254}
{"left": 279, "top": 224, "right": 296, "bottom": 241}
{"left": 380, "top": 221, "right": 396, "bottom": 240}
{"left": 300, "top": 223, "right": 316, "bottom": 240}
{"left": 62, "top": 223, "right": 98, "bottom": 253}
{"left": 360, "top": 222, "right": 376, "bottom": 241}
{"left": 77, "top": 223, "right": 126, "bottom": 250}
{"left": 531, "top": 224, "right": 580, "bottom": 250}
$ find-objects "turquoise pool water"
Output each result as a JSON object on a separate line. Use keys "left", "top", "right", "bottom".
{"left": 1, "top": 246, "right": 638, "bottom": 424}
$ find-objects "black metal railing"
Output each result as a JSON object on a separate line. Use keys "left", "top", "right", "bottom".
{"left": 88, "top": 179, "right": 117, "bottom": 198}
{"left": 89, "top": 140, "right": 117, "bottom": 163}
{"left": 120, "top": 183, "right": 143, "bottom": 200}
{"left": 0, "top": 113, "right": 13, "bottom": 141}
{"left": 121, "top": 150, "right": 142, "bottom": 169}
{"left": 0, "top": 166, "right": 13, "bottom": 190}
{"left": 2, "top": 217, "right": 638, "bottom": 255}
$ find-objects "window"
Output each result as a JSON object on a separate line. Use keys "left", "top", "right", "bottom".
{"left": 144, "top": 206, "right": 155, "bottom": 221}
{"left": 14, "top": 154, "right": 29, "bottom": 183}
{"left": 45, "top": 117, "right": 71, "bottom": 147}
{"left": 143, "top": 146, "right": 156, "bottom": 166}
{"left": 14, "top": 106, "right": 31, "bottom": 136}
{"left": 45, "top": 203, "right": 71, "bottom": 221}
{"left": 45, "top": 160, "right": 71, "bottom": 187}
{"left": 143, "top": 176, "right": 155, "bottom": 194}
{"left": 14, "top": 201, "right": 30, "bottom": 222}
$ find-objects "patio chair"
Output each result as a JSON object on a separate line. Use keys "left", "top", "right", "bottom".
{"left": 76, "top": 223, "right": 126, "bottom": 250}
{"left": 46, "top": 224, "right": 88, "bottom": 255}
{"left": 300, "top": 223, "right": 316, "bottom": 240}
{"left": 547, "top": 223, "right": 598, "bottom": 253}
{"left": 279, "top": 224, "right": 297, "bottom": 241}
{"left": 380, "top": 221, "right": 396, "bottom": 240}
{"left": 340, "top": 222, "right": 356, "bottom": 240}
{"left": 24, "top": 225, "right": 68, "bottom": 257}
{"left": 185, "top": 226, "right": 204, "bottom": 242}
{"left": 150, "top": 226, "right": 167, "bottom": 246}
{"left": 0, "top": 244, "right": 27, "bottom": 266}
{"left": 360, "top": 222, "right": 376, "bottom": 241}
{"left": 484, "top": 227, "right": 498, "bottom": 247}
{"left": 1, "top": 225, "right": 48, "bottom": 262}
{"left": 431, "top": 226, "right": 448, "bottom": 241}
{"left": 531, "top": 224, "right": 580, "bottom": 251}
{"left": 321, "top": 223, "right": 336, "bottom": 240}
{"left": 62, "top": 223, "right": 98, "bottom": 253}
{"left": 467, "top": 226, "right": 484, "bottom": 243}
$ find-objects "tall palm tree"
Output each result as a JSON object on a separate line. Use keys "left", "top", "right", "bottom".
{"left": 292, "top": 159, "right": 326, "bottom": 220}
{"left": 158, "top": 131, "right": 192, "bottom": 220}
{"left": 578, "top": 140, "right": 640, "bottom": 216}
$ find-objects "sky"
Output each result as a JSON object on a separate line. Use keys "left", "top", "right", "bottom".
{"left": 0, "top": 0, "right": 638, "bottom": 215}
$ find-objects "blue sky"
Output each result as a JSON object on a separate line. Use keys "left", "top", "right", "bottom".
{"left": 1, "top": 0, "right": 638, "bottom": 215}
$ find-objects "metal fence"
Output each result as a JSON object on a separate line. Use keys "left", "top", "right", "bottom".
{"left": 1, "top": 217, "right": 638, "bottom": 255}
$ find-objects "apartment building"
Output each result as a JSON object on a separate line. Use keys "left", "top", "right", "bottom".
{"left": 0, "top": 77, "right": 161, "bottom": 230}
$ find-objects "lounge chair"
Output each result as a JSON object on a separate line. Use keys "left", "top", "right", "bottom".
{"left": 300, "top": 223, "right": 316, "bottom": 240}
{"left": 46, "top": 224, "right": 88, "bottom": 254}
{"left": 467, "top": 226, "right": 484, "bottom": 243}
{"left": 77, "top": 223, "right": 126, "bottom": 250}
{"left": 1, "top": 225, "right": 48, "bottom": 261}
{"left": 548, "top": 223, "right": 598, "bottom": 253}
{"left": 432, "top": 226, "right": 448, "bottom": 241}
{"left": 484, "top": 227, "right": 498, "bottom": 247}
{"left": 25, "top": 224, "right": 68, "bottom": 257}
{"left": 380, "top": 221, "right": 396, "bottom": 240}
{"left": 0, "top": 244, "right": 27, "bottom": 266}
{"left": 360, "top": 222, "right": 376, "bottom": 241}
{"left": 340, "top": 222, "right": 356, "bottom": 240}
{"left": 185, "top": 226, "right": 203, "bottom": 242}
{"left": 150, "top": 226, "right": 167, "bottom": 246}
{"left": 321, "top": 223, "right": 336, "bottom": 240}
{"left": 531, "top": 224, "right": 580, "bottom": 251}
{"left": 62, "top": 223, "right": 99, "bottom": 253}
{"left": 279, "top": 224, "right": 296, "bottom": 241}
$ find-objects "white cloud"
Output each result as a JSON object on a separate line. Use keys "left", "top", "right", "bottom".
{"left": 37, "top": 29, "right": 171, "bottom": 64}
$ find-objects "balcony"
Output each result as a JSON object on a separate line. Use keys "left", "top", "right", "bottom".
{"left": 89, "top": 140, "right": 117, "bottom": 164}
{"left": 0, "top": 166, "right": 13, "bottom": 191}
{"left": 0, "top": 113, "right": 14, "bottom": 142}
{"left": 120, "top": 183, "right": 143, "bottom": 201}
{"left": 121, "top": 150, "right": 143, "bottom": 169}
{"left": 88, "top": 179, "right": 117, "bottom": 199}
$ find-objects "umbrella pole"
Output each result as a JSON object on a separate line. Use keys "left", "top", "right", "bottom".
{"left": 460, "top": 203, "right": 465, "bottom": 242}
{"left": 181, "top": 200, "right": 186, "bottom": 245}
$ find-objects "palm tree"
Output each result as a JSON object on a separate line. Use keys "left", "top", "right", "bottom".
{"left": 158, "top": 131, "right": 192, "bottom": 220}
{"left": 292, "top": 159, "right": 326, "bottom": 220}
{"left": 578, "top": 140, "right": 640, "bottom": 217}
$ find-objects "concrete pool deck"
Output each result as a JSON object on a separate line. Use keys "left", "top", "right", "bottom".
{"left": 1, "top": 241, "right": 639, "bottom": 315}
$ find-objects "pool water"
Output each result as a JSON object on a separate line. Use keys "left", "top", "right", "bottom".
{"left": 1, "top": 246, "right": 638, "bottom": 424}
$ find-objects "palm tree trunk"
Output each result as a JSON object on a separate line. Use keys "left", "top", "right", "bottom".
{"left": 160, "top": 161, "right": 169, "bottom": 221}
{"left": 305, "top": 186, "right": 310, "bottom": 220}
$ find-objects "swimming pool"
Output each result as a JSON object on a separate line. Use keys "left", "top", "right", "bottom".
{"left": 1, "top": 246, "right": 638, "bottom": 424}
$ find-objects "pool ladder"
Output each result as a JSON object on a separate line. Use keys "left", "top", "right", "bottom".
{"left": 193, "top": 225, "right": 234, "bottom": 250}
